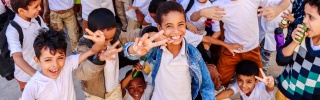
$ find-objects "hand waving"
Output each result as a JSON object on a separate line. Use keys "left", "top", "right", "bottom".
{"left": 132, "top": 30, "right": 168, "bottom": 56}
{"left": 255, "top": 68, "right": 274, "bottom": 88}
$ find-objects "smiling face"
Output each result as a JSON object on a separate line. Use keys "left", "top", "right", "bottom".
{"left": 236, "top": 74, "right": 258, "bottom": 96}
{"left": 127, "top": 78, "right": 146, "bottom": 100}
{"left": 34, "top": 47, "right": 66, "bottom": 79}
{"left": 157, "top": 11, "right": 186, "bottom": 45}
{"left": 18, "top": 0, "right": 41, "bottom": 20}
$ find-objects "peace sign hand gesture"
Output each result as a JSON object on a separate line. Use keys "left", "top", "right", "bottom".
{"left": 99, "top": 41, "right": 123, "bottom": 61}
{"left": 83, "top": 28, "right": 105, "bottom": 53}
{"left": 255, "top": 68, "right": 274, "bottom": 88}
{"left": 131, "top": 30, "right": 168, "bottom": 56}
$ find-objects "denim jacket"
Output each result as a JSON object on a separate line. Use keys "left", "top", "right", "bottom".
{"left": 123, "top": 41, "right": 215, "bottom": 100}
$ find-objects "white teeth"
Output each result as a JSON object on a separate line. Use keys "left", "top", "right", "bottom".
{"left": 172, "top": 36, "right": 180, "bottom": 40}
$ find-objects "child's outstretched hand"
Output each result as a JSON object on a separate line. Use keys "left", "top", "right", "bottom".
{"left": 131, "top": 30, "right": 168, "bottom": 56}
{"left": 99, "top": 41, "right": 123, "bottom": 61}
{"left": 83, "top": 28, "right": 105, "bottom": 53}
{"left": 255, "top": 68, "right": 274, "bottom": 89}
{"left": 225, "top": 43, "right": 243, "bottom": 56}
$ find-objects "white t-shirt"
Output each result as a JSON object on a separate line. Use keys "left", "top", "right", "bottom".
{"left": 144, "top": 14, "right": 157, "bottom": 27}
{"left": 152, "top": 40, "right": 192, "bottom": 100}
{"left": 212, "top": 0, "right": 270, "bottom": 53}
{"left": 310, "top": 39, "right": 320, "bottom": 50}
{"left": 81, "top": 0, "right": 115, "bottom": 21}
{"left": 259, "top": 0, "right": 286, "bottom": 51}
{"left": 104, "top": 53, "right": 119, "bottom": 92}
{"left": 48, "top": 0, "right": 74, "bottom": 11}
{"left": 230, "top": 82, "right": 273, "bottom": 100}
{"left": 177, "top": 0, "right": 189, "bottom": 10}
{"left": 186, "top": 0, "right": 220, "bottom": 35}
{"left": 132, "top": 0, "right": 151, "bottom": 16}
{"left": 184, "top": 30, "right": 203, "bottom": 47}
{"left": 21, "top": 54, "right": 80, "bottom": 100}
{"left": 6, "top": 15, "right": 48, "bottom": 82}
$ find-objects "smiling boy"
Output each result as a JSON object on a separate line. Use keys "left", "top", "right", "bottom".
{"left": 123, "top": 1, "right": 215, "bottom": 100}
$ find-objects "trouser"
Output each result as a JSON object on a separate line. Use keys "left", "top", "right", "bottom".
{"left": 217, "top": 46, "right": 263, "bottom": 87}
{"left": 16, "top": 79, "right": 27, "bottom": 92}
{"left": 115, "top": 0, "right": 130, "bottom": 31}
{"left": 50, "top": 8, "right": 80, "bottom": 52}
{"left": 84, "top": 84, "right": 122, "bottom": 100}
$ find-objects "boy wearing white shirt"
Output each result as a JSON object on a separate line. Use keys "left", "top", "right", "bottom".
{"left": 21, "top": 27, "right": 107, "bottom": 100}
{"left": 216, "top": 60, "right": 275, "bottom": 100}
{"left": 6, "top": 0, "right": 47, "bottom": 91}
{"left": 45, "top": 0, "right": 80, "bottom": 53}
{"left": 191, "top": 0, "right": 290, "bottom": 88}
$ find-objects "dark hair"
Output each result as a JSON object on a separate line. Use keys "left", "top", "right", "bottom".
{"left": 140, "top": 26, "right": 158, "bottom": 37}
{"left": 88, "top": 8, "right": 116, "bottom": 32}
{"left": 156, "top": 1, "right": 186, "bottom": 26}
{"left": 11, "top": 0, "right": 37, "bottom": 13}
{"left": 125, "top": 70, "right": 145, "bottom": 82}
{"left": 235, "top": 60, "right": 259, "bottom": 77}
{"left": 304, "top": 0, "right": 320, "bottom": 14}
{"left": 148, "top": 0, "right": 166, "bottom": 14}
{"left": 33, "top": 27, "right": 67, "bottom": 59}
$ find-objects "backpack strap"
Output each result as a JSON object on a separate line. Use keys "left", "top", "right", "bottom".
{"left": 185, "top": 0, "right": 194, "bottom": 13}
{"left": 9, "top": 21, "right": 23, "bottom": 45}
{"left": 35, "top": 16, "right": 42, "bottom": 26}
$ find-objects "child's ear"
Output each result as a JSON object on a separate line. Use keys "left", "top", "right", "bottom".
{"left": 34, "top": 56, "right": 40, "bottom": 64}
{"left": 157, "top": 24, "right": 162, "bottom": 31}
{"left": 17, "top": 8, "right": 26, "bottom": 15}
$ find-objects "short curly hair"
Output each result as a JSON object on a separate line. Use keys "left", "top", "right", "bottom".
{"left": 156, "top": 1, "right": 186, "bottom": 26}
{"left": 33, "top": 27, "right": 67, "bottom": 59}
{"left": 304, "top": 0, "right": 320, "bottom": 15}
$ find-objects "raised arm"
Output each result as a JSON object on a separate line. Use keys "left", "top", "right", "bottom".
{"left": 216, "top": 89, "right": 234, "bottom": 100}
{"left": 190, "top": 6, "right": 225, "bottom": 22}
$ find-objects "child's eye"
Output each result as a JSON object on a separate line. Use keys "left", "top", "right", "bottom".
{"left": 166, "top": 25, "right": 172, "bottom": 28}
{"left": 178, "top": 23, "right": 185, "bottom": 26}
{"left": 45, "top": 59, "right": 51, "bottom": 62}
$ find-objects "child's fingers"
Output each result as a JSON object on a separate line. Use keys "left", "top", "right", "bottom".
{"left": 255, "top": 76, "right": 264, "bottom": 82}
{"left": 152, "top": 39, "right": 168, "bottom": 47}
{"left": 140, "top": 33, "right": 149, "bottom": 46}
{"left": 83, "top": 35, "right": 94, "bottom": 40}
{"left": 85, "top": 28, "right": 95, "bottom": 36}
{"left": 149, "top": 30, "right": 164, "bottom": 41}
{"left": 259, "top": 68, "right": 267, "bottom": 78}
{"left": 111, "top": 41, "right": 121, "bottom": 49}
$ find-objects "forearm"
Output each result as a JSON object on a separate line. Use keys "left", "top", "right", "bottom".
{"left": 266, "top": 86, "right": 275, "bottom": 93}
{"left": 12, "top": 53, "right": 36, "bottom": 76}
{"left": 121, "top": 72, "right": 133, "bottom": 96}
{"left": 276, "top": 0, "right": 291, "bottom": 12}
{"left": 211, "top": 31, "right": 221, "bottom": 39}
{"left": 78, "top": 50, "right": 96, "bottom": 65}
{"left": 282, "top": 42, "right": 299, "bottom": 57}
{"left": 202, "top": 36, "right": 227, "bottom": 46}
{"left": 135, "top": 9, "right": 147, "bottom": 25}
{"left": 216, "top": 89, "right": 234, "bottom": 100}
{"left": 190, "top": 11, "right": 202, "bottom": 22}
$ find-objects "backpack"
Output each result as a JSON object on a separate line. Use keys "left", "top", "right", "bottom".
{"left": 0, "top": 0, "right": 14, "bottom": 31}
{"left": 0, "top": 16, "right": 42, "bottom": 81}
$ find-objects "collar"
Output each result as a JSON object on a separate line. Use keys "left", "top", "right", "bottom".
{"left": 13, "top": 14, "right": 39, "bottom": 29}
{"left": 160, "top": 38, "right": 186, "bottom": 56}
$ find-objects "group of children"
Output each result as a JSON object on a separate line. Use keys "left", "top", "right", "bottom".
{"left": 1, "top": 0, "right": 320, "bottom": 99}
